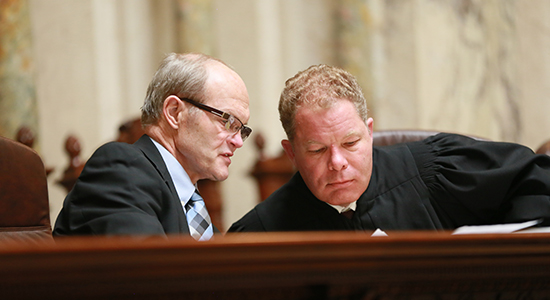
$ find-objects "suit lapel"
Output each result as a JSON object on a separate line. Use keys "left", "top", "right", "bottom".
{"left": 133, "top": 134, "right": 190, "bottom": 234}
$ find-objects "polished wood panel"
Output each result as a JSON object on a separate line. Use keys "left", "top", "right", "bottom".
{"left": 1, "top": 231, "right": 550, "bottom": 299}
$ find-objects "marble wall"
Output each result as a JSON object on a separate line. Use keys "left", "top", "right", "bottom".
{"left": 0, "top": 0, "right": 37, "bottom": 139}
{"left": 27, "top": 0, "right": 172, "bottom": 224}
{"left": 360, "top": 0, "right": 550, "bottom": 148}
{"left": 377, "top": 0, "right": 521, "bottom": 141}
{"left": 175, "top": 0, "right": 214, "bottom": 54}
{"left": 2, "top": 0, "right": 550, "bottom": 229}
{"left": 515, "top": 0, "right": 550, "bottom": 148}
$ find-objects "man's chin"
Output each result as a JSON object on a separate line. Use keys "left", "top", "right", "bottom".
{"left": 209, "top": 169, "right": 229, "bottom": 182}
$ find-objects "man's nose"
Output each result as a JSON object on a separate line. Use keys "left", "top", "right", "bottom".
{"left": 228, "top": 131, "right": 244, "bottom": 148}
{"left": 328, "top": 146, "right": 348, "bottom": 171}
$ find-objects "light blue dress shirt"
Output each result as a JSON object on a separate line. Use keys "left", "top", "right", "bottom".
{"left": 150, "top": 137, "right": 214, "bottom": 239}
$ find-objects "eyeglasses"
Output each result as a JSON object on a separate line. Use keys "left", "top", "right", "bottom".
{"left": 179, "top": 97, "right": 252, "bottom": 142}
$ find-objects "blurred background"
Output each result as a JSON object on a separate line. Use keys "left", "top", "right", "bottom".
{"left": 2, "top": 0, "right": 550, "bottom": 230}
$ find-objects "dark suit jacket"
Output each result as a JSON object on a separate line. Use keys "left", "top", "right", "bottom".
{"left": 54, "top": 135, "right": 212, "bottom": 236}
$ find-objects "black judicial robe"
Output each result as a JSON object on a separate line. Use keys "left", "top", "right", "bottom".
{"left": 228, "top": 133, "right": 550, "bottom": 233}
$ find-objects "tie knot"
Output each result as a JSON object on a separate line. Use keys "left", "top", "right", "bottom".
{"left": 341, "top": 209, "right": 354, "bottom": 219}
{"left": 191, "top": 190, "right": 203, "bottom": 201}
{"left": 187, "top": 191, "right": 203, "bottom": 209}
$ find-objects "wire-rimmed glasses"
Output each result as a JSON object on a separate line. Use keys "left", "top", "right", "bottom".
{"left": 178, "top": 97, "right": 252, "bottom": 142}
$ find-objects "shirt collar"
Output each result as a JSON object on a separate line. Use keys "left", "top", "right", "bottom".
{"left": 328, "top": 201, "right": 357, "bottom": 214}
{"left": 150, "top": 137, "right": 195, "bottom": 204}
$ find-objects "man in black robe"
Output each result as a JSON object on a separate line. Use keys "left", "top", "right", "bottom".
{"left": 228, "top": 64, "right": 550, "bottom": 233}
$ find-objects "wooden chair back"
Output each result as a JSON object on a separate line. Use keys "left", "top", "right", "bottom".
{"left": 0, "top": 136, "right": 52, "bottom": 242}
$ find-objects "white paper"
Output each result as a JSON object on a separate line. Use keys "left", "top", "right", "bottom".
{"left": 371, "top": 228, "right": 388, "bottom": 236}
{"left": 452, "top": 219, "right": 542, "bottom": 235}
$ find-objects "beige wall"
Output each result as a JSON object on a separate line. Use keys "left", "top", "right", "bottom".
{"left": 367, "top": 0, "right": 550, "bottom": 148}
{"left": 29, "top": 0, "right": 168, "bottom": 225}
{"left": 22, "top": 0, "right": 550, "bottom": 230}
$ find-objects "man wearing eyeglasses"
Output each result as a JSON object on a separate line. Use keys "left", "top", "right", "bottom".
{"left": 54, "top": 53, "right": 251, "bottom": 239}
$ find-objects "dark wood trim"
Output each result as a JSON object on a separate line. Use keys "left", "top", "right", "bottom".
{"left": 2, "top": 231, "right": 550, "bottom": 299}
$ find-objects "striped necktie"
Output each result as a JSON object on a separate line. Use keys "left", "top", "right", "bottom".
{"left": 185, "top": 191, "right": 213, "bottom": 241}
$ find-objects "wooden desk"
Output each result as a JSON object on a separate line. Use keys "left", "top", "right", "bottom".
{"left": 1, "top": 231, "right": 550, "bottom": 299}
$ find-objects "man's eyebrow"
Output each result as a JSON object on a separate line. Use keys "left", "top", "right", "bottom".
{"left": 344, "top": 131, "right": 361, "bottom": 138}
{"left": 305, "top": 140, "right": 322, "bottom": 146}
{"left": 226, "top": 110, "right": 249, "bottom": 125}
{"left": 303, "top": 133, "right": 362, "bottom": 147}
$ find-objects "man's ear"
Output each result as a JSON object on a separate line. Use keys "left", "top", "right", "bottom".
{"left": 163, "top": 96, "right": 183, "bottom": 129}
{"left": 367, "top": 117, "right": 374, "bottom": 139}
{"left": 281, "top": 139, "right": 297, "bottom": 167}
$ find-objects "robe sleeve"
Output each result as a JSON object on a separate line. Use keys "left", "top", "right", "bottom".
{"left": 408, "top": 133, "right": 550, "bottom": 227}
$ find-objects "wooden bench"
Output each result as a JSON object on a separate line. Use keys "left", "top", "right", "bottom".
{"left": 1, "top": 231, "right": 550, "bottom": 299}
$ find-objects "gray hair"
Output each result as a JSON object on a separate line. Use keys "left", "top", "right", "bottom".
{"left": 140, "top": 53, "right": 227, "bottom": 126}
